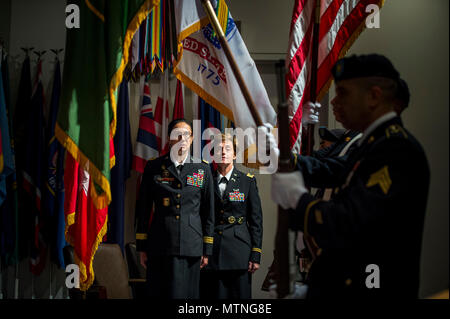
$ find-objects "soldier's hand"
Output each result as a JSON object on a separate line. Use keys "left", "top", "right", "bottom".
{"left": 258, "top": 123, "right": 280, "bottom": 155}
{"left": 139, "top": 251, "right": 148, "bottom": 269}
{"left": 248, "top": 262, "right": 260, "bottom": 273}
{"left": 200, "top": 256, "right": 209, "bottom": 269}
{"left": 301, "top": 101, "right": 321, "bottom": 126}
{"left": 271, "top": 171, "right": 308, "bottom": 209}
{"left": 258, "top": 123, "right": 280, "bottom": 174}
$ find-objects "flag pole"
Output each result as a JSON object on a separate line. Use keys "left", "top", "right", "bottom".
{"left": 305, "top": 0, "right": 321, "bottom": 156}
{"left": 49, "top": 260, "right": 53, "bottom": 299}
{"left": 301, "top": 0, "right": 322, "bottom": 264}
{"left": 200, "top": 0, "right": 263, "bottom": 127}
{"left": 273, "top": 60, "right": 294, "bottom": 298}
{"left": 31, "top": 269, "right": 35, "bottom": 299}
{"left": 14, "top": 263, "right": 19, "bottom": 299}
{"left": 0, "top": 259, "right": 3, "bottom": 299}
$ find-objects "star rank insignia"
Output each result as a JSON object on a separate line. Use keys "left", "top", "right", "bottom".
{"left": 366, "top": 165, "right": 392, "bottom": 195}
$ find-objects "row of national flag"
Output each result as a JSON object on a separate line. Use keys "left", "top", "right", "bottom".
{"left": 0, "top": 47, "right": 17, "bottom": 269}
{"left": 0, "top": 49, "right": 67, "bottom": 277}
{"left": 1, "top": 0, "right": 381, "bottom": 293}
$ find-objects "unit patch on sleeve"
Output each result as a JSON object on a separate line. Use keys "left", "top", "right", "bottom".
{"left": 366, "top": 165, "right": 392, "bottom": 195}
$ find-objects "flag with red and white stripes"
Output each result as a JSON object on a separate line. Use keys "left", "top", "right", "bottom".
{"left": 132, "top": 78, "right": 159, "bottom": 173}
{"left": 286, "top": 0, "right": 384, "bottom": 152}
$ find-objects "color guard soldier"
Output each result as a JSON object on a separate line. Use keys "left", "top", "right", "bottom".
{"left": 318, "top": 127, "right": 346, "bottom": 150}
{"left": 295, "top": 76, "right": 410, "bottom": 195}
{"left": 267, "top": 54, "right": 430, "bottom": 298}
{"left": 135, "top": 119, "right": 215, "bottom": 299}
{"left": 200, "top": 134, "right": 263, "bottom": 299}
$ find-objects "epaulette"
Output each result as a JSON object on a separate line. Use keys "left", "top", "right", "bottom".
{"left": 247, "top": 173, "right": 254, "bottom": 178}
{"left": 385, "top": 124, "right": 408, "bottom": 139}
{"left": 202, "top": 159, "right": 209, "bottom": 164}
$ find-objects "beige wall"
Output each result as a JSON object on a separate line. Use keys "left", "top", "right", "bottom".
{"left": 1, "top": 0, "right": 448, "bottom": 299}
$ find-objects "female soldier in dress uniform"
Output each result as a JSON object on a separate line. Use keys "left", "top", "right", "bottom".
{"left": 200, "top": 134, "right": 263, "bottom": 299}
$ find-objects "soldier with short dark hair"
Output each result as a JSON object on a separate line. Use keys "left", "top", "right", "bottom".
{"left": 135, "top": 119, "right": 215, "bottom": 299}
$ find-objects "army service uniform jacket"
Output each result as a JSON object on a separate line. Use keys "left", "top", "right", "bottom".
{"left": 295, "top": 130, "right": 362, "bottom": 190}
{"left": 290, "top": 116, "right": 430, "bottom": 298}
{"left": 135, "top": 155, "right": 215, "bottom": 257}
{"left": 208, "top": 168, "right": 263, "bottom": 270}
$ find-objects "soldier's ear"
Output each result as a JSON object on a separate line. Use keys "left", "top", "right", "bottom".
{"left": 368, "top": 85, "right": 383, "bottom": 109}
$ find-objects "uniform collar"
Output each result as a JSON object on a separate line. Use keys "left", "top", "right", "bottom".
{"left": 217, "top": 166, "right": 234, "bottom": 182}
{"left": 172, "top": 154, "right": 188, "bottom": 167}
{"left": 358, "top": 111, "right": 397, "bottom": 146}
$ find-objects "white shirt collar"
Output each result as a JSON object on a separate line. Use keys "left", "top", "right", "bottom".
{"left": 173, "top": 155, "right": 188, "bottom": 167}
{"left": 217, "top": 166, "right": 234, "bottom": 182}
{"left": 357, "top": 111, "right": 397, "bottom": 146}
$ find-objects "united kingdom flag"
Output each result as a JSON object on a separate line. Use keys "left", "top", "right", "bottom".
{"left": 132, "top": 78, "right": 159, "bottom": 173}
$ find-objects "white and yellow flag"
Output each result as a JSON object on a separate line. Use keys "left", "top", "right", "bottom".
{"left": 173, "top": 0, "right": 276, "bottom": 164}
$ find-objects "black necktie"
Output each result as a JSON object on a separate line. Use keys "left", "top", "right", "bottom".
{"left": 219, "top": 177, "right": 228, "bottom": 198}
{"left": 177, "top": 164, "right": 184, "bottom": 175}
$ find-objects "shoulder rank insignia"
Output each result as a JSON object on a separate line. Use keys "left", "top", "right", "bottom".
{"left": 366, "top": 165, "right": 392, "bottom": 195}
{"left": 386, "top": 124, "right": 408, "bottom": 139}
{"left": 202, "top": 159, "right": 209, "bottom": 164}
{"left": 246, "top": 173, "right": 254, "bottom": 178}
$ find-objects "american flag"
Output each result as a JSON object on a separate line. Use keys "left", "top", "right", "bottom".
{"left": 286, "top": 0, "right": 384, "bottom": 152}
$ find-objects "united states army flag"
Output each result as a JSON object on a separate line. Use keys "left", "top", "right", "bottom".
{"left": 173, "top": 0, "right": 276, "bottom": 164}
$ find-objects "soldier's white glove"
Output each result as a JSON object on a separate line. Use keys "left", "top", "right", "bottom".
{"left": 301, "top": 101, "right": 320, "bottom": 126}
{"left": 290, "top": 282, "right": 309, "bottom": 299}
{"left": 257, "top": 123, "right": 280, "bottom": 174}
{"left": 271, "top": 171, "right": 307, "bottom": 210}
